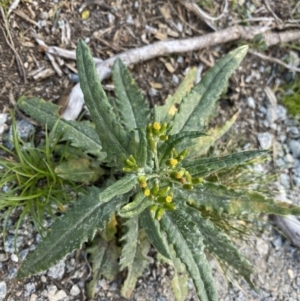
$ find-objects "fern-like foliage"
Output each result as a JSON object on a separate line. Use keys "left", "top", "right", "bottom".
{"left": 15, "top": 42, "right": 300, "bottom": 301}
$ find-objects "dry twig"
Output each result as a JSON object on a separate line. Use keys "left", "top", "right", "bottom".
{"left": 60, "top": 26, "right": 300, "bottom": 120}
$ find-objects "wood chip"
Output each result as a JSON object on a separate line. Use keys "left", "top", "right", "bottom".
{"left": 149, "top": 82, "right": 163, "bottom": 89}
{"left": 164, "top": 62, "right": 175, "bottom": 73}
{"left": 14, "top": 9, "right": 40, "bottom": 27}
{"left": 33, "top": 68, "right": 55, "bottom": 80}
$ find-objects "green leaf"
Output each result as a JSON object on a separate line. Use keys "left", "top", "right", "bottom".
{"left": 17, "top": 97, "right": 105, "bottom": 159}
{"left": 183, "top": 182, "right": 300, "bottom": 216}
{"left": 112, "top": 58, "right": 150, "bottom": 130}
{"left": 86, "top": 234, "right": 120, "bottom": 299}
{"left": 182, "top": 204, "right": 254, "bottom": 289}
{"left": 119, "top": 217, "right": 139, "bottom": 271}
{"left": 161, "top": 209, "right": 218, "bottom": 301}
{"left": 171, "top": 46, "right": 248, "bottom": 134}
{"left": 158, "top": 131, "right": 206, "bottom": 165}
{"left": 17, "top": 187, "right": 128, "bottom": 279}
{"left": 55, "top": 157, "right": 105, "bottom": 183}
{"left": 118, "top": 193, "right": 152, "bottom": 218}
{"left": 76, "top": 40, "right": 130, "bottom": 164}
{"left": 158, "top": 67, "right": 198, "bottom": 123}
{"left": 135, "top": 128, "right": 148, "bottom": 167}
{"left": 121, "top": 230, "right": 151, "bottom": 298}
{"left": 183, "top": 150, "right": 266, "bottom": 178}
{"left": 140, "top": 209, "right": 171, "bottom": 259}
{"left": 99, "top": 174, "right": 137, "bottom": 203}
{"left": 188, "top": 111, "right": 239, "bottom": 158}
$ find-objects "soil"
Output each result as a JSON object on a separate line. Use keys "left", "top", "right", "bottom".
{"left": 1, "top": 0, "right": 300, "bottom": 301}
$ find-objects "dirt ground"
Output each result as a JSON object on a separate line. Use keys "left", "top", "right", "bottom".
{"left": 1, "top": 0, "right": 300, "bottom": 300}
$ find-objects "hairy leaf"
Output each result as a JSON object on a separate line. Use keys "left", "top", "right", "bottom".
{"left": 76, "top": 40, "right": 130, "bottom": 164}
{"left": 182, "top": 204, "right": 254, "bottom": 289}
{"left": 119, "top": 193, "right": 152, "bottom": 218}
{"left": 158, "top": 67, "right": 198, "bottom": 123}
{"left": 183, "top": 150, "right": 266, "bottom": 177}
{"left": 17, "top": 97, "right": 104, "bottom": 159}
{"left": 140, "top": 209, "right": 171, "bottom": 259}
{"left": 86, "top": 234, "right": 120, "bottom": 299}
{"left": 161, "top": 209, "right": 218, "bottom": 301}
{"left": 135, "top": 128, "right": 148, "bottom": 167}
{"left": 55, "top": 157, "right": 105, "bottom": 183}
{"left": 17, "top": 187, "right": 128, "bottom": 279}
{"left": 112, "top": 58, "right": 150, "bottom": 130}
{"left": 188, "top": 111, "right": 239, "bottom": 158}
{"left": 119, "top": 217, "right": 139, "bottom": 271}
{"left": 171, "top": 46, "right": 248, "bottom": 134}
{"left": 158, "top": 131, "right": 206, "bottom": 165}
{"left": 99, "top": 174, "right": 137, "bottom": 203}
{"left": 121, "top": 230, "right": 151, "bottom": 298}
{"left": 183, "top": 182, "right": 300, "bottom": 216}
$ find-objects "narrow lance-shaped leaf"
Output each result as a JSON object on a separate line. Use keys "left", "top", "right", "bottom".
{"left": 119, "top": 216, "right": 139, "bottom": 271}
{"left": 140, "top": 209, "right": 171, "bottom": 259}
{"left": 99, "top": 174, "right": 137, "bottom": 203}
{"left": 161, "top": 209, "right": 218, "bottom": 301}
{"left": 119, "top": 193, "right": 152, "bottom": 218}
{"left": 112, "top": 58, "right": 150, "bottom": 130}
{"left": 182, "top": 203, "right": 254, "bottom": 289}
{"left": 171, "top": 46, "right": 248, "bottom": 134}
{"left": 17, "top": 187, "right": 129, "bottom": 279}
{"left": 121, "top": 230, "right": 151, "bottom": 298}
{"left": 135, "top": 128, "right": 148, "bottom": 167}
{"left": 158, "top": 67, "right": 198, "bottom": 123}
{"left": 17, "top": 97, "right": 104, "bottom": 159}
{"left": 182, "top": 182, "right": 300, "bottom": 216}
{"left": 76, "top": 40, "right": 130, "bottom": 164}
{"left": 86, "top": 234, "right": 120, "bottom": 299}
{"left": 183, "top": 150, "right": 266, "bottom": 178}
{"left": 188, "top": 111, "right": 239, "bottom": 158}
{"left": 158, "top": 131, "right": 206, "bottom": 165}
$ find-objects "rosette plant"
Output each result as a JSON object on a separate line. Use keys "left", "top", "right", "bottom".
{"left": 16, "top": 41, "right": 300, "bottom": 300}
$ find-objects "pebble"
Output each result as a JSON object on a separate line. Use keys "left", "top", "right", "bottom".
{"left": 256, "top": 238, "right": 269, "bottom": 257}
{"left": 47, "top": 285, "right": 67, "bottom": 301}
{"left": 288, "top": 140, "right": 300, "bottom": 158}
{"left": 10, "top": 254, "right": 18, "bottom": 263}
{"left": 47, "top": 260, "right": 65, "bottom": 280}
{"left": 24, "top": 283, "right": 36, "bottom": 296}
{"left": 257, "top": 132, "right": 273, "bottom": 149}
{"left": 280, "top": 173, "right": 290, "bottom": 189}
{"left": 288, "top": 126, "right": 300, "bottom": 138}
{"left": 247, "top": 96, "right": 256, "bottom": 109}
{"left": 70, "top": 284, "right": 80, "bottom": 296}
{"left": 288, "top": 269, "right": 294, "bottom": 279}
{"left": 276, "top": 105, "right": 287, "bottom": 121}
{"left": 0, "top": 282, "right": 7, "bottom": 300}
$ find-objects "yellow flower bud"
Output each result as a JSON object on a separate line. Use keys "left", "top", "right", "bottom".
{"left": 152, "top": 122, "right": 161, "bottom": 131}
{"left": 165, "top": 195, "right": 172, "bottom": 203}
{"left": 167, "top": 158, "right": 178, "bottom": 167}
{"left": 143, "top": 188, "right": 151, "bottom": 197}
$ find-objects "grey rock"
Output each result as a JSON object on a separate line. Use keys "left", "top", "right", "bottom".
{"left": 6, "top": 119, "right": 35, "bottom": 150}
{"left": 4, "top": 235, "right": 23, "bottom": 253}
{"left": 0, "top": 281, "right": 7, "bottom": 300}
{"left": 172, "top": 74, "right": 179, "bottom": 85}
{"left": 24, "top": 283, "right": 36, "bottom": 296}
{"left": 272, "top": 236, "right": 283, "bottom": 249}
{"left": 288, "top": 140, "right": 300, "bottom": 158}
{"left": 256, "top": 238, "right": 269, "bottom": 257}
{"left": 285, "top": 153, "right": 294, "bottom": 164}
{"left": 288, "top": 126, "right": 300, "bottom": 139}
{"left": 275, "top": 158, "right": 285, "bottom": 168}
{"left": 47, "top": 260, "right": 65, "bottom": 280}
{"left": 280, "top": 173, "right": 290, "bottom": 189}
{"left": 70, "top": 285, "right": 80, "bottom": 296}
{"left": 266, "top": 106, "right": 276, "bottom": 123}
{"left": 257, "top": 132, "right": 273, "bottom": 149}
{"left": 247, "top": 96, "right": 256, "bottom": 109}
{"left": 276, "top": 105, "right": 287, "bottom": 121}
